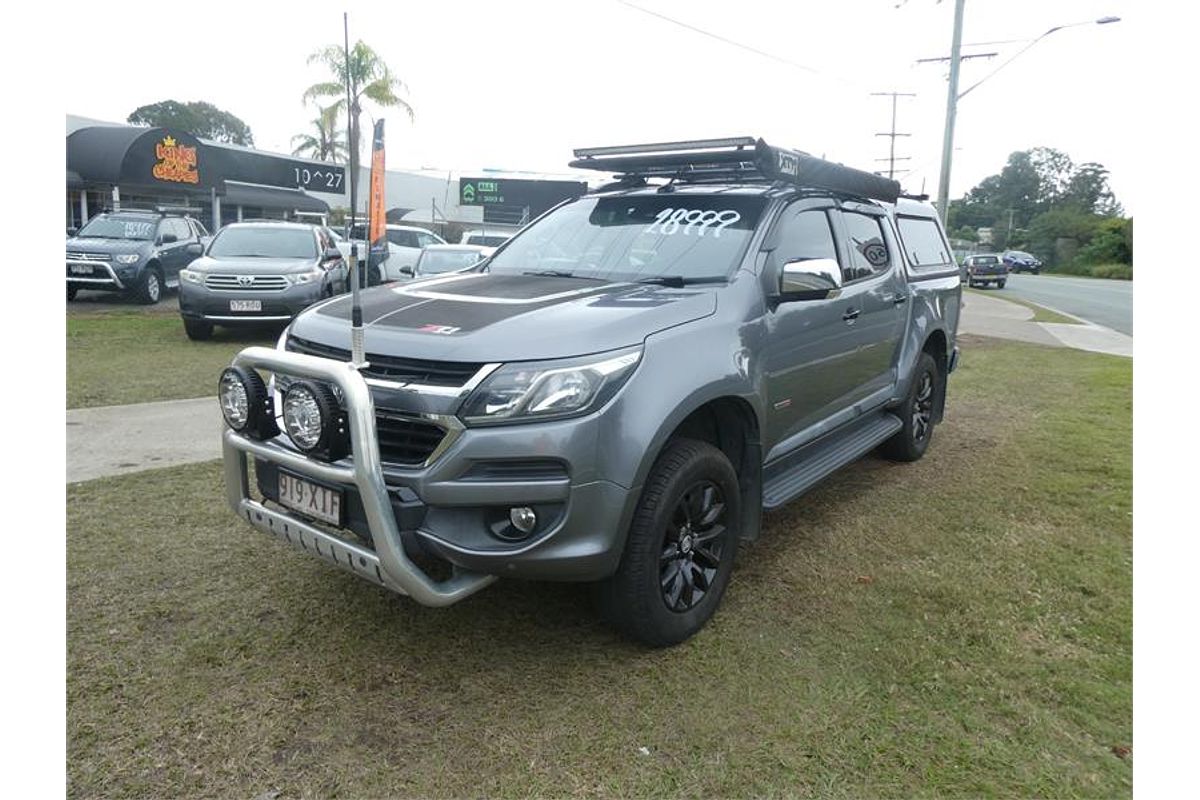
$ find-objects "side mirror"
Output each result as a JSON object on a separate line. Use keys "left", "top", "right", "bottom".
{"left": 186, "top": 242, "right": 202, "bottom": 256}
{"left": 67, "top": 227, "right": 78, "bottom": 237}
{"left": 780, "top": 257, "right": 842, "bottom": 300}
{"left": 159, "top": 233, "right": 178, "bottom": 245}
{"left": 400, "top": 265, "right": 414, "bottom": 277}
{"left": 322, "top": 247, "right": 342, "bottom": 262}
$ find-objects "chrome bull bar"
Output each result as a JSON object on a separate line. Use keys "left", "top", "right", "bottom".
{"left": 221, "top": 345, "right": 497, "bottom": 607}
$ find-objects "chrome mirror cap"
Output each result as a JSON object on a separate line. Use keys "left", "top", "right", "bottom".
{"left": 781, "top": 257, "right": 842, "bottom": 299}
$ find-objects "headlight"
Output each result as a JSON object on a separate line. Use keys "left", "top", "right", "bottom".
{"left": 180, "top": 269, "right": 202, "bottom": 284}
{"left": 282, "top": 380, "right": 348, "bottom": 459}
{"left": 218, "top": 366, "right": 278, "bottom": 439}
{"left": 287, "top": 269, "right": 324, "bottom": 285}
{"left": 114, "top": 254, "right": 141, "bottom": 264}
{"left": 460, "top": 347, "right": 641, "bottom": 426}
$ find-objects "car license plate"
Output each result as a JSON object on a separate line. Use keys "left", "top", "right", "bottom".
{"left": 278, "top": 471, "right": 343, "bottom": 525}
{"left": 69, "top": 264, "right": 92, "bottom": 275}
{"left": 230, "top": 299, "right": 262, "bottom": 312}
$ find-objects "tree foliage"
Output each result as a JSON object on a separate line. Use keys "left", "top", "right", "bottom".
{"left": 127, "top": 100, "right": 254, "bottom": 146}
{"left": 948, "top": 147, "right": 1129, "bottom": 269}
{"left": 303, "top": 40, "right": 412, "bottom": 169}
{"left": 291, "top": 102, "right": 347, "bottom": 163}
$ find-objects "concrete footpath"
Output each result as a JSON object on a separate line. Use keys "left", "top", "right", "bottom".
{"left": 66, "top": 291, "right": 1131, "bottom": 484}
{"left": 960, "top": 291, "right": 1133, "bottom": 358}
{"left": 67, "top": 397, "right": 223, "bottom": 484}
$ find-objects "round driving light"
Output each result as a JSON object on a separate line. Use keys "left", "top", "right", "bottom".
{"left": 218, "top": 366, "right": 274, "bottom": 437}
{"left": 509, "top": 506, "right": 537, "bottom": 535}
{"left": 219, "top": 371, "right": 249, "bottom": 430}
{"left": 281, "top": 380, "right": 346, "bottom": 458}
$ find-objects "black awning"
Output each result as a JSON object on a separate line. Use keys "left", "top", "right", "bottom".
{"left": 66, "top": 169, "right": 85, "bottom": 189}
{"left": 221, "top": 182, "right": 329, "bottom": 213}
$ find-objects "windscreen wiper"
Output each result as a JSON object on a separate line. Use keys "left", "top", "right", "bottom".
{"left": 635, "top": 275, "right": 726, "bottom": 288}
{"left": 521, "top": 270, "right": 606, "bottom": 280}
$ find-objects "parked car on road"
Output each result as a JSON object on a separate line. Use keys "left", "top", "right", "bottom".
{"left": 178, "top": 222, "right": 347, "bottom": 340}
{"left": 339, "top": 223, "right": 446, "bottom": 283}
{"left": 218, "top": 137, "right": 961, "bottom": 646}
{"left": 963, "top": 253, "right": 1008, "bottom": 288}
{"left": 1002, "top": 250, "right": 1042, "bottom": 274}
{"left": 459, "top": 229, "right": 514, "bottom": 255}
{"left": 67, "top": 208, "right": 208, "bottom": 304}
{"left": 408, "top": 244, "right": 489, "bottom": 278}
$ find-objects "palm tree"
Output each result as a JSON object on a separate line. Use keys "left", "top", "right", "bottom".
{"left": 290, "top": 102, "right": 348, "bottom": 163}
{"left": 304, "top": 40, "right": 413, "bottom": 177}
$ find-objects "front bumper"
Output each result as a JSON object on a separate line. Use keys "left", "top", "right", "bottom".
{"left": 66, "top": 259, "right": 126, "bottom": 290}
{"left": 222, "top": 346, "right": 634, "bottom": 606}
{"left": 180, "top": 281, "right": 323, "bottom": 323}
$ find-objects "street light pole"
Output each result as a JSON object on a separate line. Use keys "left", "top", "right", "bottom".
{"left": 936, "top": 0, "right": 966, "bottom": 224}
{"left": 934, "top": 10, "right": 1120, "bottom": 224}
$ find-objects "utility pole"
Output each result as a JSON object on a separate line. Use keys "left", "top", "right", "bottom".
{"left": 871, "top": 91, "right": 915, "bottom": 180}
{"left": 936, "top": 0, "right": 967, "bottom": 224}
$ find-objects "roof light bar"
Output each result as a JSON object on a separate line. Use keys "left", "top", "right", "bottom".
{"left": 573, "top": 137, "right": 757, "bottom": 159}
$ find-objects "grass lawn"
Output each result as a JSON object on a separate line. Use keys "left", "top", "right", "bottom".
{"left": 966, "top": 288, "right": 1082, "bottom": 325}
{"left": 66, "top": 335, "right": 1132, "bottom": 798}
{"left": 67, "top": 309, "right": 278, "bottom": 409}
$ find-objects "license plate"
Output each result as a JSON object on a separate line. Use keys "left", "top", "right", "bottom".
{"left": 278, "top": 471, "right": 343, "bottom": 525}
{"left": 230, "top": 299, "right": 262, "bottom": 312}
{"left": 69, "top": 264, "right": 92, "bottom": 275}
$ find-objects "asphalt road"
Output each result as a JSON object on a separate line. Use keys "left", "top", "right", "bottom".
{"left": 992, "top": 274, "right": 1133, "bottom": 334}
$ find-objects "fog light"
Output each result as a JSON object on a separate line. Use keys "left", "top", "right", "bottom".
{"left": 509, "top": 506, "right": 537, "bottom": 534}
{"left": 218, "top": 366, "right": 276, "bottom": 438}
{"left": 282, "top": 380, "right": 347, "bottom": 459}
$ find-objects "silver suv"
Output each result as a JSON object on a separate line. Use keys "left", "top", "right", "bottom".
{"left": 216, "top": 137, "right": 961, "bottom": 646}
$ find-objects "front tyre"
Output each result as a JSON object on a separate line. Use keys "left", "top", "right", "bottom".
{"left": 183, "top": 318, "right": 213, "bottom": 340}
{"left": 67, "top": 285, "right": 77, "bottom": 301}
{"left": 132, "top": 268, "right": 162, "bottom": 304}
{"left": 881, "top": 352, "right": 940, "bottom": 463}
{"left": 597, "top": 438, "right": 740, "bottom": 647}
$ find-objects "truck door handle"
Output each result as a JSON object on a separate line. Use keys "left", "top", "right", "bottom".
{"left": 892, "top": 294, "right": 908, "bottom": 305}
{"left": 842, "top": 308, "right": 860, "bottom": 322}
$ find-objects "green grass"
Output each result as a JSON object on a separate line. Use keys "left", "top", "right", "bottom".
{"left": 66, "top": 335, "right": 1132, "bottom": 798}
{"left": 67, "top": 310, "right": 277, "bottom": 409}
{"left": 967, "top": 289, "right": 1082, "bottom": 325}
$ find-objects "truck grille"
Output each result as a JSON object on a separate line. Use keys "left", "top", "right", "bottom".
{"left": 65, "top": 252, "right": 111, "bottom": 261}
{"left": 374, "top": 412, "right": 447, "bottom": 466}
{"left": 286, "top": 335, "right": 484, "bottom": 388}
{"left": 204, "top": 274, "right": 290, "bottom": 291}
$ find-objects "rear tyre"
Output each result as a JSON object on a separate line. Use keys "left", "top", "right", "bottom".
{"left": 881, "top": 352, "right": 940, "bottom": 463}
{"left": 596, "top": 438, "right": 740, "bottom": 647}
{"left": 132, "top": 268, "right": 162, "bottom": 305}
{"left": 183, "top": 318, "right": 213, "bottom": 341}
{"left": 67, "top": 286, "right": 77, "bottom": 301}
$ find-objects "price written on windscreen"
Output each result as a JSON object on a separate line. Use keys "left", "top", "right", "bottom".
{"left": 642, "top": 208, "right": 742, "bottom": 238}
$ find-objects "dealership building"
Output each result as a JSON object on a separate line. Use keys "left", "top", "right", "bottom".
{"left": 66, "top": 114, "right": 589, "bottom": 235}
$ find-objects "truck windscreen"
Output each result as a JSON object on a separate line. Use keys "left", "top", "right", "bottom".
{"left": 485, "top": 195, "right": 766, "bottom": 283}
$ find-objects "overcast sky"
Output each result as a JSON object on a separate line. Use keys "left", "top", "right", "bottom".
{"left": 63, "top": 0, "right": 1133, "bottom": 212}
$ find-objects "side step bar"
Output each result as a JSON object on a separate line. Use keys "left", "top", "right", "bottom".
{"left": 762, "top": 412, "right": 903, "bottom": 509}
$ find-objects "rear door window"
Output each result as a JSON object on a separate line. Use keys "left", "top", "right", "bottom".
{"left": 840, "top": 211, "right": 892, "bottom": 283}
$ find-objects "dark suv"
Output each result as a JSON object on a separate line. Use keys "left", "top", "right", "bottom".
{"left": 67, "top": 209, "right": 207, "bottom": 304}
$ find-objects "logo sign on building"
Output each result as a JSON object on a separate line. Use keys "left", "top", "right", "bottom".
{"left": 153, "top": 135, "right": 199, "bottom": 184}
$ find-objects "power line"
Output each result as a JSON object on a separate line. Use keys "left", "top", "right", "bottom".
{"left": 615, "top": 0, "right": 859, "bottom": 88}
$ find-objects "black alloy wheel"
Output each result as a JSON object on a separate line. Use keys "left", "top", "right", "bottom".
{"left": 660, "top": 480, "right": 729, "bottom": 613}
{"left": 596, "top": 438, "right": 741, "bottom": 647}
{"left": 911, "top": 370, "right": 935, "bottom": 444}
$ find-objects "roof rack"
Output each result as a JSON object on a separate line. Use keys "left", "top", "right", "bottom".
{"left": 570, "top": 136, "right": 901, "bottom": 204}
{"left": 97, "top": 204, "right": 202, "bottom": 216}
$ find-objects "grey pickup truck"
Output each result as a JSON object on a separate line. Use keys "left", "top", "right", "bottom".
{"left": 218, "top": 137, "right": 961, "bottom": 646}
